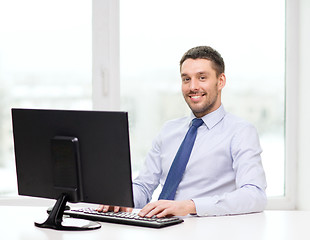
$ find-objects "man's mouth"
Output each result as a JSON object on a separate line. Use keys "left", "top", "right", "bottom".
{"left": 189, "top": 93, "right": 205, "bottom": 101}
{"left": 191, "top": 95, "right": 201, "bottom": 99}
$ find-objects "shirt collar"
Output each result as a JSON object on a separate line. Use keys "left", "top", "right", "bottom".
{"left": 189, "top": 104, "right": 226, "bottom": 130}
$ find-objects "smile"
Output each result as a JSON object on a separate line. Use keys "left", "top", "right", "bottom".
{"left": 191, "top": 96, "right": 201, "bottom": 99}
{"left": 189, "top": 94, "right": 205, "bottom": 101}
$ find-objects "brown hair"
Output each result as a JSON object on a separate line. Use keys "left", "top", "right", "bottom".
{"left": 180, "top": 46, "right": 225, "bottom": 77}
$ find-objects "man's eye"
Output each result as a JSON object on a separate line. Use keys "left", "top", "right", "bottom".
{"left": 182, "top": 78, "right": 190, "bottom": 82}
{"left": 200, "top": 76, "right": 206, "bottom": 80}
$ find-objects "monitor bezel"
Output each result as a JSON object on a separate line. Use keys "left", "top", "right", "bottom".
{"left": 12, "top": 108, "right": 134, "bottom": 207}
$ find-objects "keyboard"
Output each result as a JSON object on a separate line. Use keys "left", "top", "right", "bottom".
{"left": 63, "top": 208, "right": 184, "bottom": 228}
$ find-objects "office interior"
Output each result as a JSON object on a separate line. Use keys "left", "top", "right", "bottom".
{"left": 0, "top": 0, "right": 310, "bottom": 214}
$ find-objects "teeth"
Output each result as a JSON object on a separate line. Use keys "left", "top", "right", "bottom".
{"left": 191, "top": 96, "right": 201, "bottom": 99}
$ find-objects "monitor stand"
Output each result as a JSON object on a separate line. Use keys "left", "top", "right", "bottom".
{"left": 35, "top": 194, "right": 101, "bottom": 231}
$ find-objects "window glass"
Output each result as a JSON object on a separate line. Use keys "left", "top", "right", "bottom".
{"left": 120, "top": 0, "right": 285, "bottom": 197}
{"left": 0, "top": 0, "right": 92, "bottom": 195}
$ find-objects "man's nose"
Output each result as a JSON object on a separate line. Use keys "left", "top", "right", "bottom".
{"left": 189, "top": 78, "right": 199, "bottom": 91}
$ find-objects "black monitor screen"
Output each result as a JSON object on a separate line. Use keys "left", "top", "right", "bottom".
{"left": 11, "top": 108, "right": 134, "bottom": 226}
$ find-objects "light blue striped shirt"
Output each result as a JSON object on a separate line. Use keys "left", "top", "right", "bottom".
{"left": 133, "top": 105, "right": 267, "bottom": 216}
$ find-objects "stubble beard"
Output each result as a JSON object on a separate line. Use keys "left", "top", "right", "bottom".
{"left": 184, "top": 91, "right": 219, "bottom": 118}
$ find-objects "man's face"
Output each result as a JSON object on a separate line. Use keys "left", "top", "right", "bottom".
{"left": 181, "top": 58, "right": 226, "bottom": 118}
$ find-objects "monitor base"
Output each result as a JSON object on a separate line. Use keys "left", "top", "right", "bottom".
{"left": 35, "top": 194, "right": 101, "bottom": 231}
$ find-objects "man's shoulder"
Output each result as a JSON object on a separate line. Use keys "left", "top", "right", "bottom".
{"left": 224, "top": 112, "right": 257, "bottom": 132}
{"left": 166, "top": 115, "right": 189, "bottom": 123}
{"left": 161, "top": 116, "right": 189, "bottom": 129}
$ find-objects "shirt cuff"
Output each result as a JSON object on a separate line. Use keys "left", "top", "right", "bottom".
{"left": 192, "top": 196, "right": 220, "bottom": 216}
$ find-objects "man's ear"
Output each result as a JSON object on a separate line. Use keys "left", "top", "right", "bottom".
{"left": 218, "top": 73, "right": 226, "bottom": 90}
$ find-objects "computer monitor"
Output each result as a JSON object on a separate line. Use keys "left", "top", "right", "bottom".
{"left": 11, "top": 108, "right": 134, "bottom": 230}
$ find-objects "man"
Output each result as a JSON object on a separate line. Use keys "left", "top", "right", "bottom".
{"left": 98, "top": 46, "right": 267, "bottom": 217}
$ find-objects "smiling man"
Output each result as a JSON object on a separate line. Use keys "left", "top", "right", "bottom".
{"left": 98, "top": 46, "right": 267, "bottom": 218}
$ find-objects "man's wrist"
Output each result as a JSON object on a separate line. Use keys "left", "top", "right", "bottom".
{"left": 186, "top": 199, "right": 197, "bottom": 215}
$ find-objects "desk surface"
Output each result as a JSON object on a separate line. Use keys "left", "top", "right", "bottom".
{"left": 1, "top": 206, "right": 310, "bottom": 240}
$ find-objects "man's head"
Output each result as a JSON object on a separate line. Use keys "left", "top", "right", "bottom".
{"left": 180, "top": 46, "right": 226, "bottom": 118}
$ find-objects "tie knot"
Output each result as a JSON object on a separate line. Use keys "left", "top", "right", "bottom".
{"left": 191, "top": 118, "right": 204, "bottom": 128}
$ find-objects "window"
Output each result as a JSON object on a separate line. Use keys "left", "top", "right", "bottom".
{"left": 1, "top": 0, "right": 296, "bottom": 209}
{"left": 0, "top": 0, "right": 92, "bottom": 196}
{"left": 119, "top": 0, "right": 285, "bottom": 198}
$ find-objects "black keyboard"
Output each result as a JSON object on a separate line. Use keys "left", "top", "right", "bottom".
{"left": 64, "top": 208, "right": 184, "bottom": 228}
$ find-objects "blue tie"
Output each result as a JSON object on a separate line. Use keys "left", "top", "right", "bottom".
{"left": 158, "top": 118, "right": 204, "bottom": 200}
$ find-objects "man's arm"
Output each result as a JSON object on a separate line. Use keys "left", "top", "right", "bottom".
{"left": 137, "top": 184, "right": 266, "bottom": 218}
{"left": 192, "top": 184, "right": 267, "bottom": 216}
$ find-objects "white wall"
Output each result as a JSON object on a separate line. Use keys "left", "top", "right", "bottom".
{"left": 297, "top": 0, "right": 310, "bottom": 210}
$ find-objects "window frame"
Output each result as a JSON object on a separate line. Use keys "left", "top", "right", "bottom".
{"left": 265, "top": 0, "right": 298, "bottom": 210}
{"left": 92, "top": 0, "right": 120, "bottom": 111}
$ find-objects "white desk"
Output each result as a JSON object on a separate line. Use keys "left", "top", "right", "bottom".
{"left": 1, "top": 206, "right": 310, "bottom": 240}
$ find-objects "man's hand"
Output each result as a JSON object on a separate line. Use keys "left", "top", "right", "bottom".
{"left": 96, "top": 205, "right": 133, "bottom": 213}
{"left": 138, "top": 200, "right": 196, "bottom": 218}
